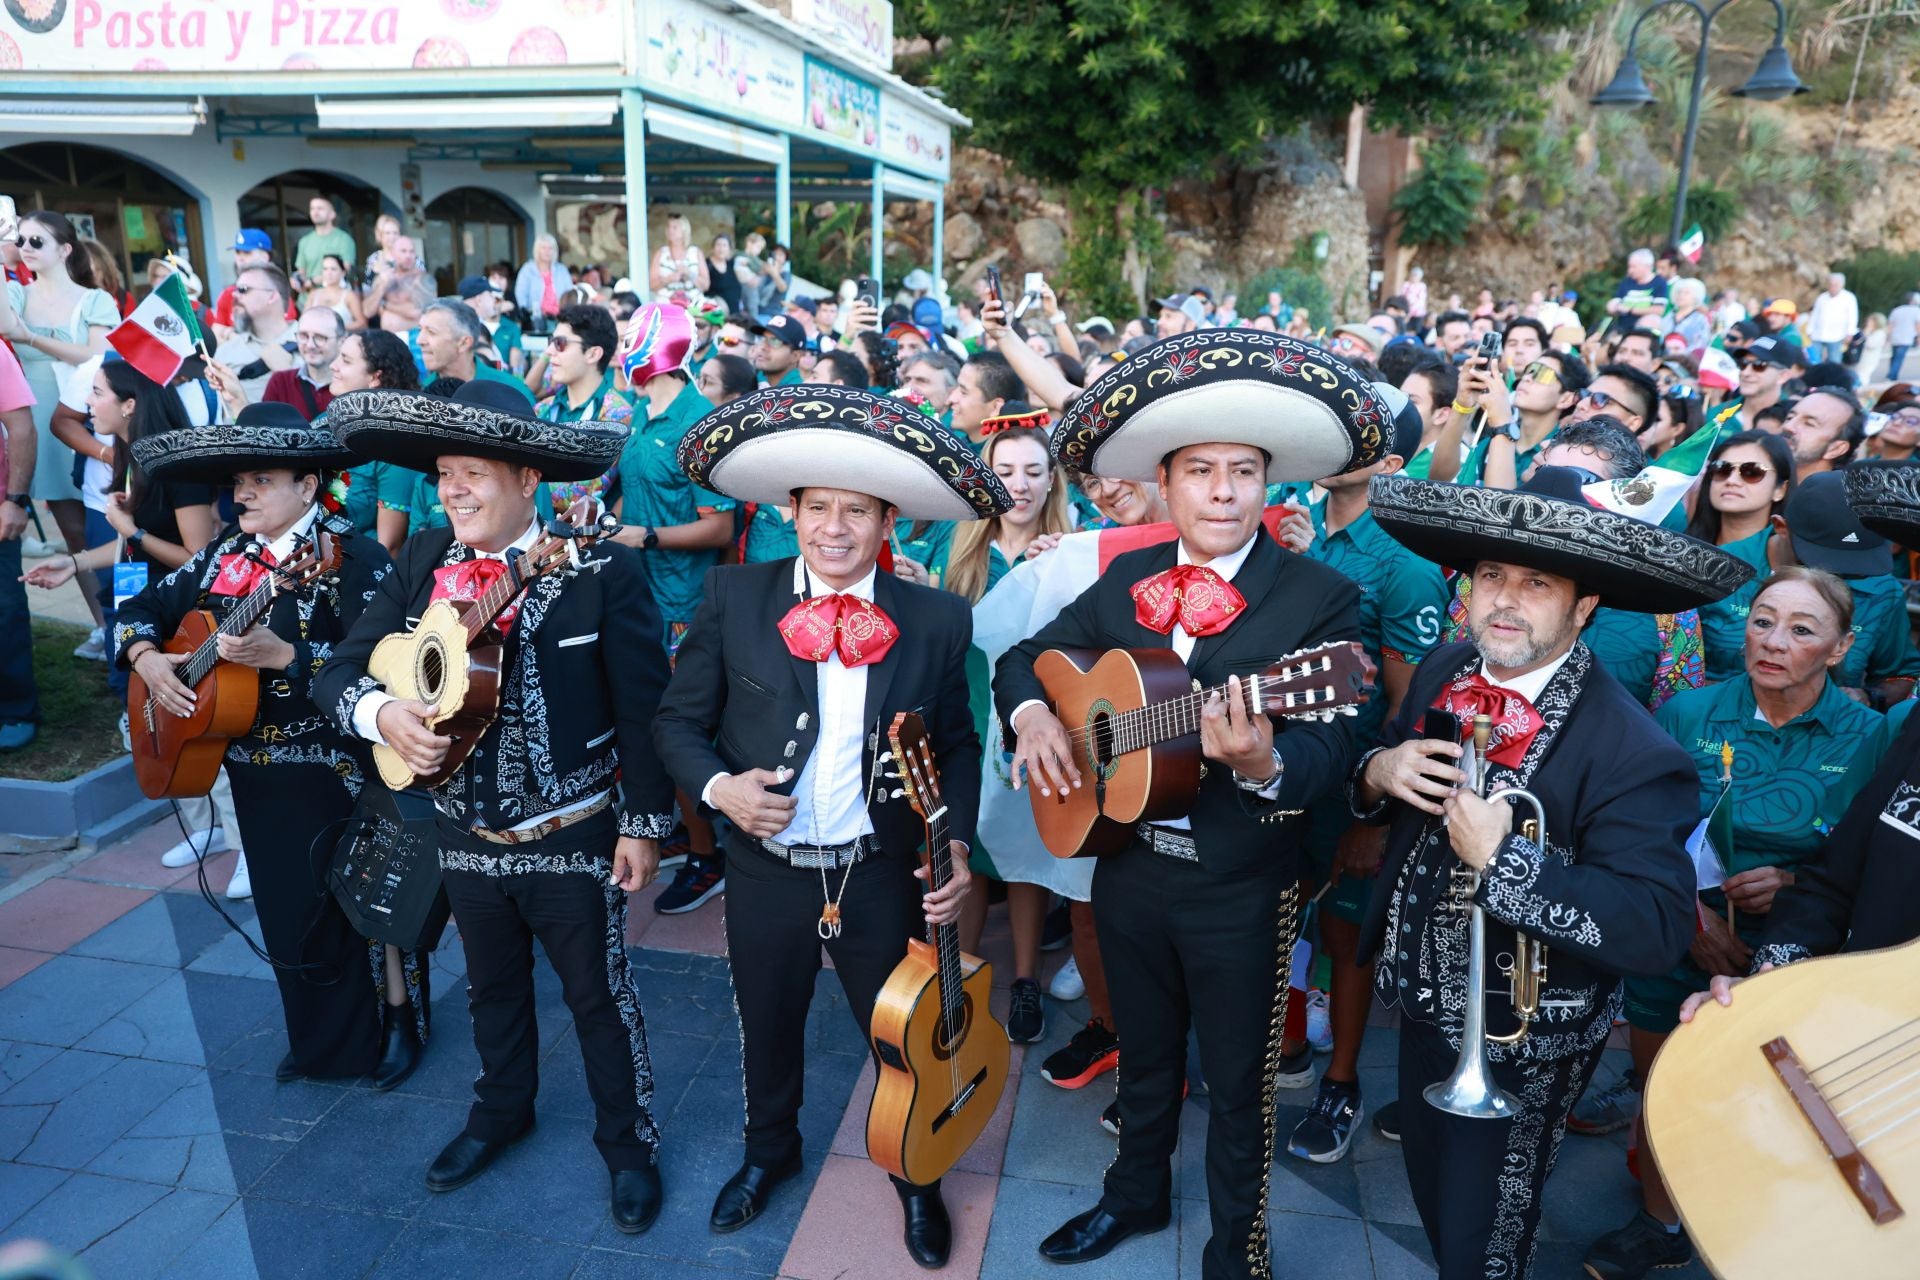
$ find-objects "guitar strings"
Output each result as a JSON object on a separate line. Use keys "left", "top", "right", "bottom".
{"left": 1809, "top": 1015, "right": 1920, "bottom": 1079}
{"left": 905, "top": 742, "right": 964, "bottom": 1103}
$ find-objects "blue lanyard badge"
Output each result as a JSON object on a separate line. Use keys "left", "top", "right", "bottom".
{"left": 112, "top": 560, "right": 149, "bottom": 608}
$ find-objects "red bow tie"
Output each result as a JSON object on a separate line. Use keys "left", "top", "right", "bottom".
{"left": 209, "top": 546, "right": 278, "bottom": 598}
{"left": 779, "top": 592, "right": 898, "bottom": 668}
{"left": 433, "top": 558, "right": 521, "bottom": 633}
{"left": 1435, "top": 672, "right": 1545, "bottom": 768}
{"left": 1131, "top": 564, "right": 1247, "bottom": 638}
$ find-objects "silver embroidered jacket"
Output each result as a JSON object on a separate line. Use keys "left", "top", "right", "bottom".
{"left": 1351, "top": 641, "right": 1699, "bottom": 1062}
{"left": 313, "top": 527, "right": 676, "bottom": 845}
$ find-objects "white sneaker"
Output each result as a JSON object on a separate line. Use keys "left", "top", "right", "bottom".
{"left": 225, "top": 851, "right": 253, "bottom": 900}
{"left": 73, "top": 627, "right": 107, "bottom": 661}
{"left": 160, "top": 827, "right": 229, "bottom": 868}
{"left": 1049, "top": 955, "right": 1086, "bottom": 1002}
{"left": 21, "top": 535, "right": 61, "bottom": 559}
{"left": 1306, "top": 989, "right": 1334, "bottom": 1053}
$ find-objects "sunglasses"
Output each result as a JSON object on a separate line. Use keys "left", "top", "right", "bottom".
{"left": 13, "top": 234, "right": 46, "bottom": 251}
{"left": 716, "top": 334, "right": 745, "bottom": 347}
{"left": 1520, "top": 361, "right": 1560, "bottom": 387}
{"left": 1739, "top": 359, "right": 1774, "bottom": 373}
{"left": 1891, "top": 412, "right": 1920, "bottom": 428}
{"left": 546, "top": 335, "right": 577, "bottom": 353}
{"left": 1708, "top": 460, "right": 1773, "bottom": 483}
{"left": 1577, "top": 388, "right": 1621, "bottom": 411}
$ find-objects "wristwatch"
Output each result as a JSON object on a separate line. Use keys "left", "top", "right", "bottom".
{"left": 641, "top": 527, "right": 660, "bottom": 550}
{"left": 4, "top": 492, "right": 27, "bottom": 508}
{"left": 1234, "top": 746, "right": 1285, "bottom": 798}
{"left": 127, "top": 528, "right": 147, "bottom": 546}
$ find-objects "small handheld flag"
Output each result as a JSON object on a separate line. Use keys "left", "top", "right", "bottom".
{"left": 106, "top": 273, "right": 203, "bottom": 387}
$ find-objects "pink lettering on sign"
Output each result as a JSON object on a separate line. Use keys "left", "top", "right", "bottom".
{"left": 270, "top": 2, "right": 400, "bottom": 47}
{"left": 73, "top": 0, "right": 210, "bottom": 50}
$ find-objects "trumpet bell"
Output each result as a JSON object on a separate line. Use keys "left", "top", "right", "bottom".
{"left": 1424, "top": 1067, "right": 1522, "bottom": 1120}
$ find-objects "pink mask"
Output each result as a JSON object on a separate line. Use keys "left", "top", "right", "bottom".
{"left": 619, "top": 304, "right": 694, "bottom": 386}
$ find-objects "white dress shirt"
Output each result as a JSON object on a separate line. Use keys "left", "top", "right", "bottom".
{"left": 1477, "top": 644, "right": 1573, "bottom": 705}
{"left": 264, "top": 503, "right": 321, "bottom": 565}
{"left": 702, "top": 559, "right": 878, "bottom": 847}
{"left": 1808, "top": 289, "right": 1860, "bottom": 344}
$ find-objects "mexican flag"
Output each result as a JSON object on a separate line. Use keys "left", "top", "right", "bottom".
{"left": 1697, "top": 346, "right": 1740, "bottom": 392}
{"left": 107, "top": 273, "right": 202, "bottom": 386}
{"left": 1678, "top": 222, "right": 1706, "bottom": 264}
{"left": 1582, "top": 412, "right": 1726, "bottom": 530}
{"left": 1687, "top": 771, "right": 1735, "bottom": 930}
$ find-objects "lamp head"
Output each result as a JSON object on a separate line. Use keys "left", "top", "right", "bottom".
{"left": 1733, "top": 44, "right": 1807, "bottom": 101}
{"left": 1592, "top": 55, "right": 1656, "bottom": 108}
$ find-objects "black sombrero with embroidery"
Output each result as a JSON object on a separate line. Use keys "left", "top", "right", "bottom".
{"left": 677, "top": 384, "right": 1011, "bottom": 522}
{"left": 1368, "top": 467, "right": 1754, "bottom": 614}
{"left": 325, "top": 379, "right": 627, "bottom": 483}
{"left": 131, "top": 402, "right": 359, "bottom": 484}
{"left": 1843, "top": 459, "right": 1920, "bottom": 546}
{"left": 1052, "top": 328, "right": 1395, "bottom": 483}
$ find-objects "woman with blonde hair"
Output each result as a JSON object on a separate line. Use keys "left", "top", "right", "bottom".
{"left": 947, "top": 417, "right": 1076, "bottom": 1045}
{"left": 650, "top": 213, "right": 709, "bottom": 304}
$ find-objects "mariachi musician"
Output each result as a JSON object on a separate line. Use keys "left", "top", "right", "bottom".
{"left": 995, "top": 329, "right": 1392, "bottom": 1280}
{"left": 112, "top": 405, "right": 428, "bottom": 1086}
{"left": 654, "top": 385, "right": 1009, "bottom": 1268}
{"left": 313, "top": 380, "right": 676, "bottom": 1234}
{"left": 1351, "top": 467, "right": 1754, "bottom": 1278}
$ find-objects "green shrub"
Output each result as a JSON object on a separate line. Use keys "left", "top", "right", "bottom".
{"left": 1241, "top": 266, "right": 1332, "bottom": 330}
{"left": 1622, "top": 181, "right": 1738, "bottom": 250}
{"left": 1391, "top": 141, "right": 1489, "bottom": 249}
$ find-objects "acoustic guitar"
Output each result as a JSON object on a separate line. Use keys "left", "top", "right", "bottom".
{"left": 129, "top": 527, "right": 343, "bottom": 800}
{"left": 867, "top": 711, "right": 1012, "bottom": 1187}
{"left": 1645, "top": 940, "right": 1920, "bottom": 1277}
{"left": 367, "top": 511, "right": 616, "bottom": 791}
{"left": 1025, "top": 641, "right": 1375, "bottom": 858}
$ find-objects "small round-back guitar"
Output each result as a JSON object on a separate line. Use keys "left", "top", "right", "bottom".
{"left": 866, "top": 711, "right": 1012, "bottom": 1187}
{"left": 129, "top": 526, "right": 344, "bottom": 800}
{"left": 367, "top": 510, "right": 619, "bottom": 792}
{"left": 1026, "top": 640, "right": 1376, "bottom": 858}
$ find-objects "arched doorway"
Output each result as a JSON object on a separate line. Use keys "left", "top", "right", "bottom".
{"left": 238, "top": 170, "right": 393, "bottom": 284}
{"left": 424, "top": 188, "right": 527, "bottom": 297}
{"left": 0, "top": 142, "right": 204, "bottom": 300}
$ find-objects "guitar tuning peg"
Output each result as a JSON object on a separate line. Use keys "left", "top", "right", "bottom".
{"left": 879, "top": 750, "right": 893, "bottom": 764}
{"left": 890, "top": 788, "right": 906, "bottom": 799}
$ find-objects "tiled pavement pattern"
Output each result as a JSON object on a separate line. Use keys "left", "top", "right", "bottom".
{"left": 0, "top": 816, "right": 1715, "bottom": 1279}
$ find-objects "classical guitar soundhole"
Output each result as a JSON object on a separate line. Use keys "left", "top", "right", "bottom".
{"left": 933, "top": 993, "right": 973, "bottom": 1061}
{"left": 418, "top": 638, "right": 445, "bottom": 702}
{"left": 1085, "top": 698, "right": 1121, "bottom": 782}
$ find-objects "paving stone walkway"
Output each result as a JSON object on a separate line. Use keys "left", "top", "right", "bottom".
{"left": 0, "top": 815, "right": 1714, "bottom": 1278}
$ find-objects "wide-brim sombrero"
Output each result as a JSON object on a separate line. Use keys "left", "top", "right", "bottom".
{"left": 325, "top": 380, "right": 626, "bottom": 483}
{"left": 1368, "top": 468, "right": 1754, "bottom": 614}
{"left": 1052, "top": 329, "right": 1394, "bottom": 483}
{"left": 1843, "top": 459, "right": 1920, "bottom": 547}
{"left": 677, "top": 384, "right": 1012, "bottom": 521}
{"left": 131, "top": 403, "right": 358, "bottom": 484}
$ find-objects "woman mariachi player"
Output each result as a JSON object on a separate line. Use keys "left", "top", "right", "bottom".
{"left": 112, "top": 404, "right": 432, "bottom": 1087}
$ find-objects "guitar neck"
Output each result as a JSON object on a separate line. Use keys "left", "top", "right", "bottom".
{"left": 182, "top": 573, "right": 282, "bottom": 686}
{"left": 923, "top": 806, "right": 967, "bottom": 1035}
{"left": 460, "top": 549, "right": 538, "bottom": 643}
{"left": 1109, "top": 676, "right": 1261, "bottom": 756}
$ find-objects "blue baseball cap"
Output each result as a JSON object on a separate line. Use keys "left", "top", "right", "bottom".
{"left": 233, "top": 228, "right": 272, "bottom": 253}
{"left": 911, "top": 297, "right": 943, "bottom": 333}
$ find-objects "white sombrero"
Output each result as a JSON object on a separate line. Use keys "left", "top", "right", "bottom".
{"left": 677, "top": 384, "right": 1011, "bottom": 522}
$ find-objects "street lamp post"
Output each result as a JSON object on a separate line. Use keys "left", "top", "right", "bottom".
{"left": 1592, "top": 0, "right": 1807, "bottom": 249}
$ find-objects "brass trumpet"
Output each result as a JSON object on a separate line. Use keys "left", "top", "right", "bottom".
{"left": 1424, "top": 714, "right": 1551, "bottom": 1120}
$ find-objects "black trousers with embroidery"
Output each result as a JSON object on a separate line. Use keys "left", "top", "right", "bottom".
{"left": 1397, "top": 1018, "right": 1608, "bottom": 1280}
{"left": 720, "top": 832, "right": 931, "bottom": 1192}
{"left": 440, "top": 810, "right": 659, "bottom": 1172}
{"left": 1092, "top": 840, "right": 1296, "bottom": 1280}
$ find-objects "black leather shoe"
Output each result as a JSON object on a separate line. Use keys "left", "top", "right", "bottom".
{"left": 1039, "top": 1205, "right": 1170, "bottom": 1264}
{"left": 898, "top": 1184, "right": 951, "bottom": 1269}
{"left": 370, "top": 1005, "right": 423, "bottom": 1092}
{"left": 709, "top": 1152, "right": 802, "bottom": 1233}
{"left": 274, "top": 1051, "right": 304, "bottom": 1084}
{"left": 611, "top": 1161, "right": 663, "bottom": 1234}
{"left": 425, "top": 1126, "right": 530, "bottom": 1192}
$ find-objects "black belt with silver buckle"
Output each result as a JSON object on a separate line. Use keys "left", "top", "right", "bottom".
{"left": 1135, "top": 823, "right": 1199, "bottom": 862}
{"left": 758, "top": 833, "right": 881, "bottom": 869}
